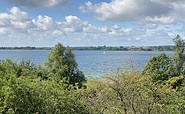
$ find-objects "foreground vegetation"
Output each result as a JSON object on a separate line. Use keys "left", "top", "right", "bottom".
{"left": 1, "top": 35, "right": 185, "bottom": 113}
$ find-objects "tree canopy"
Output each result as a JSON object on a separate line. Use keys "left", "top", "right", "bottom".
{"left": 143, "top": 53, "right": 179, "bottom": 83}
{"left": 173, "top": 34, "right": 185, "bottom": 75}
{"left": 44, "top": 43, "right": 86, "bottom": 88}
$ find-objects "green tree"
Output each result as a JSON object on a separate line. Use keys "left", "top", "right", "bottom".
{"left": 44, "top": 43, "right": 86, "bottom": 88}
{"left": 143, "top": 53, "right": 178, "bottom": 83}
{"left": 173, "top": 34, "right": 185, "bottom": 75}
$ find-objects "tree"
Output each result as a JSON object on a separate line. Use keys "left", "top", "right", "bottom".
{"left": 143, "top": 53, "right": 178, "bottom": 83}
{"left": 44, "top": 43, "right": 86, "bottom": 88}
{"left": 173, "top": 34, "right": 185, "bottom": 75}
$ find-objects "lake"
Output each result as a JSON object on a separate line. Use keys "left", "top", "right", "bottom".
{"left": 0, "top": 50, "right": 174, "bottom": 78}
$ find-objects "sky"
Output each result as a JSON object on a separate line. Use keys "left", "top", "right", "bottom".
{"left": 0, "top": 0, "right": 185, "bottom": 47}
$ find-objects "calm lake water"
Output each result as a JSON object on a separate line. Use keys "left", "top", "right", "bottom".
{"left": 0, "top": 50, "right": 174, "bottom": 77}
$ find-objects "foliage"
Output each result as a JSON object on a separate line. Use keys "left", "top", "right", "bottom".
{"left": 81, "top": 68, "right": 183, "bottom": 114}
{"left": 1, "top": 78, "right": 90, "bottom": 114}
{"left": 173, "top": 34, "right": 185, "bottom": 75}
{"left": 143, "top": 53, "right": 178, "bottom": 83}
{"left": 44, "top": 43, "right": 86, "bottom": 88}
{"left": 0, "top": 60, "right": 90, "bottom": 114}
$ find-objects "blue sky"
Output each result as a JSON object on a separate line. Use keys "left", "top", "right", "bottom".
{"left": 0, "top": 0, "right": 184, "bottom": 47}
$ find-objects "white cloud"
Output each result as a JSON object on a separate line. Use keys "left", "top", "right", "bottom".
{"left": 145, "top": 16, "right": 175, "bottom": 24}
{"left": 0, "top": 28, "right": 7, "bottom": 34}
{"left": 82, "top": 24, "right": 132, "bottom": 37}
{"left": 32, "top": 15, "right": 53, "bottom": 31}
{"left": 168, "top": 32, "right": 176, "bottom": 38}
{"left": 107, "top": 25, "right": 132, "bottom": 37}
{"left": 171, "top": 1, "right": 185, "bottom": 22}
{"left": 79, "top": 0, "right": 185, "bottom": 25}
{"left": 83, "top": 25, "right": 109, "bottom": 33}
{"left": 79, "top": 1, "right": 92, "bottom": 13}
{"left": 83, "top": 25, "right": 99, "bottom": 33}
{"left": 0, "top": 7, "right": 33, "bottom": 33}
{"left": 79, "top": 0, "right": 171, "bottom": 21}
{"left": 144, "top": 24, "right": 158, "bottom": 29}
{"left": 0, "top": 7, "right": 29, "bottom": 21}
{"left": 58, "top": 15, "right": 89, "bottom": 32}
{"left": 0, "top": 6, "right": 183, "bottom": 46}
{"left": 53, "top": 30, "right": 64, "bottom": 36}
{"left": 151, "top": 0, "right": 183, "bottom": 5}
{"left": 143, "top": 1, "right": 185, "bottom": 24}
{"left": 65, "top": 15, "right": 80, "bottom": 23}
{"left": 0, "top": 7, "right": 155, "bottom": 46}
{"left": 8, "top": 0, "right": 68, "bottom": 8}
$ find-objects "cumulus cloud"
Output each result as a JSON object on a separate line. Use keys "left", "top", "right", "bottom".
{"left": 53, "top": 30, "right": 65, "bottom": 36}
{"left": 32, "top": 15, "right": 54, "bottom": 31}
{"left": 0, "top": 7, "right": 33, "bottom": 34}
{"left": 0, "top": 6, "right": 183, "bottom": 46}
{"left": 57, "top": 15, "right": 89, "bottom": 32}
{"left": 79, "top": 0, "right": 185, "bottom": 25}
{"left": 0, "top": 7, "right": 138, "bottom": 46}
{"left": 79, "top": 0, "right": 171, "bottom": 21}
{"left": 8, "top": 0, "right": 68, "bottom": 8}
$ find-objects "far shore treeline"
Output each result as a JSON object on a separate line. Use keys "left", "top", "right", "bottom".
{"left": 0, "top": 45, "right": 175, "bottom": 51}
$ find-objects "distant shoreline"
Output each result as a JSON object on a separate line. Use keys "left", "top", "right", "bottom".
{"left": 0, "top": 45, "right": 175, "bottom": 51}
